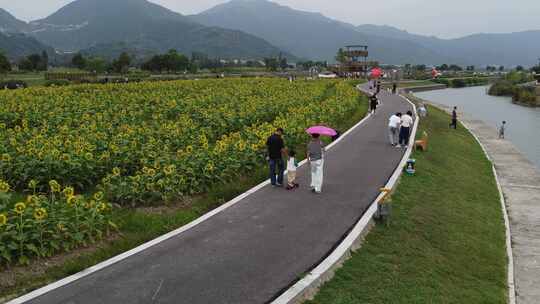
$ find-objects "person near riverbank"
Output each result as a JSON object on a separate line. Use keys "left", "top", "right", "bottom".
{"left": 418, "top": 104, "right": 427, "bottom": 117}
{"left": 499, "top": 121, "right": 507, "bottom": 139}
{"left": 307, "top": 134, "right": 325, "bottom": 194}
{"left": 266, "top": 128, "right": 286, "bottom": 187}
{"left": 286, "top": 150, "right": 300, "bottom": 190}
{"left": 398, "top": 111, "right": 414, "bottom": 148}
{"left": 392, "top": 83, "right": 398, "bottom": 94}
{"left": 450, "top": 106, "right": 458, "bottom": 129}
{"left": 370, "top": 93, "right": 379, "bottom": 115}
{"left": 388, "top": 112, "right": 402, "bottom": 146}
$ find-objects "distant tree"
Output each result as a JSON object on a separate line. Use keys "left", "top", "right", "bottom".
{"left": 437, "top": 64, "right": 449, "bottom": 71}
{"left": 335, "top": 48, "right": 346, "bottom": 64}
{"left": 466, "top": 65, "right": 475, "bottom": 71}
{"left": 448, "top": 64, "right": 463, "bottom": 71}
{"left": 499, "top": 66, "right": 505, "bottom": 71}
{"left": 264, "top": 58, "right": 279, "bottom": 71}
{"left": 39, "top": 50, "right": 49, "bottom": 71}
{"left": 279, "top": 57, "right": 288, "bottom": 70}
{"left": 72, "top": 53, "right": 87, "bottom": 70}
{"left": 413, "top": 64, "right": 426, "bottom": 71}
{"left": 142, "top": 50, "right": 190, "bottom": 73}
{"left": 112, "top": 52, "right": 131, "bottom": 73}
{"left": 486, "top": 66, "right": 497, "bottom": 72}
{"left": 165, "top": 49, "right": 189, "bottom": 72}
{"left": 515, "top": 65, "right": 524, "bottom": 71}
{"left": 19, "top": 53, "right": 45, "bottom": 71}
{"left": 85, "top": 57, "right": 107, "bottom": 73}
{"left": 0, "top": 51, "right": 11, "bottom": 74}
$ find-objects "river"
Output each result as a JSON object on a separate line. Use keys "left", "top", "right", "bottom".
{"left": 415, "top": 85, "right": 540, "bottom": 169}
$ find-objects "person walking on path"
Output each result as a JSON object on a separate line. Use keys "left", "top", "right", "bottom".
{"left": 499, "top": 121, "right": 507, "bottom": 139}
{"left": 398, "top": 111, "right": 414, "bottom": 148}
{"left": 370, "top": 93, "right": 379, "bottom": 115}
{"left": 266, "top": 128, "right": 286, "bottom": 186}
{"left": 286, "top": 150, "right": 300, "bottom": 190}
{"left": 392, "top": 83, "right": 398, "bottom": 94}
{"left": 307, "top": 134, "right": 325, "bottom": 194}
{"left": 388, "top": 112, "right": 402, "bottom": 146}
{"left": 450, "top": 106, "right": 458, "bottom": 129}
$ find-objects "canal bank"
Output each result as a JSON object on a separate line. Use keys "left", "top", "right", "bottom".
{"left": 411, "top": 94, "right": 540, "bottom": 304}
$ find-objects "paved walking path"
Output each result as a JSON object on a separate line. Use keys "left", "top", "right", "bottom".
{"left": 18, "top": 88, "right": 412, "bottom": 304}
{"left": 416, "top": 99, "right": 540, "bottom": 304}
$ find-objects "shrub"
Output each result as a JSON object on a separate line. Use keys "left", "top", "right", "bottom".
{"left": 0, "top": 80, "right": 28, "bottom": 90}
{"left": 44, "top": 79, "right": 71, "bottom": 87}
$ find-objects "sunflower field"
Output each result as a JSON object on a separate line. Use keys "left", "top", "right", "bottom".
{"left": 0, "top": 78, "right": 361, "bottom": 264}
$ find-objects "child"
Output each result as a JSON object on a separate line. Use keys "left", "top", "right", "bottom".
{"left": 499, "top": 121, "right": 506, "bottom": 139}
{"left": 286, "top": 150, "right": 300, "bottom": 190}
{"left": 369, "top": 93, "right": 378, "bottom": 115}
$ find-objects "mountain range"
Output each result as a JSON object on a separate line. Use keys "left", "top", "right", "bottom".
{"left": 0, "top": 0, "right": 539, "bottom": 66}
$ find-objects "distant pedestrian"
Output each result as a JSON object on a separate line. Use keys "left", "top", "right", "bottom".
{"left": 286, "top": 150, "right": 300, "bottom": 190}
{"left": 499, "top": 121, "right": 507, "bottom": 139}
{"left": 266, "top": 128, "right": 286, "bottom": 187}
{"left": 450, "top": 106, "right": 458, "bottom": 129}
{"left": 370, "top": 93, "right": 379, "bottom": 115}
{"left": 307, "top": 134, "right": 325, "bottom": 194}
{"left": 392, "top": 83, "right": 397, "bottom": 94}
{"left": 398, "top": 111, "right": 414, "bottom": 148}
{"left": 376, "top": 81, "right": 381, "bottom": 94}
{"left": 418, "top": 104, "right": 427, "bottom": 117}
{"left": 388, "top": 112, "right": 402, "bottom": 146}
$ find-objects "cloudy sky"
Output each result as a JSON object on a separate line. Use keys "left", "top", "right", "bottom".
{"left": 1, "top": 0, "right": 539, "bottom": 38}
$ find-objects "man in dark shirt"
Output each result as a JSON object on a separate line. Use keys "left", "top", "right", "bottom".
{"left": 266, "top": 128, "right": 285, "bottom": 186}
{"left": 450, "top": 106, "right": 458, "bottom": 129}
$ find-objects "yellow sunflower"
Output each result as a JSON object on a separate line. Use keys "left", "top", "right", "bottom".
{"left": 66, "top": 195, "right": 77, "bottom": 207}
{"left": 1, "top": 153, "right": 11, "bottom": 162}
{"left": 14, "top": 202, "right": 26, "bottom": 215}
{"left": 34, "top": 208, "right": 47, "bottom": 221}
{"left": 49, "top": 180, "right": 61, "bottom": 193}
{"left": 93, "top": 191, "right": 104, "bottom": 201}
{"left": 112, "top": 167, "right": 121, "bottom": 177}
{"left": 163, "top": 165, "right": 175, "bottom": 176}
{"left": 62, "top": 186, "right": 75, "bottom": 197}
{"left": 0, "top": 180, "right": 9, "bottom": 193}
{"left": 0, "top": 213, "right": 7, "bottom": 226}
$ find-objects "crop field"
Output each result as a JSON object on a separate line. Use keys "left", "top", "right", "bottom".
{"left": 0, "top": 78, "right": 361, "bottom": 264}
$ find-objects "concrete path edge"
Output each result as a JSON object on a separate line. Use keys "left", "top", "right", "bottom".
{"left": 271, "top": 89, "right": 419, "bottom": 304}
{"left": 414, "top": 98, "right": 517, "bottom": 304}
{"left": 7, "top": 84, "right": 375, "bottom": 304}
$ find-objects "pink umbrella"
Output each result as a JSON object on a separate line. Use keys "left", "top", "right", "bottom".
{"left": 306, "top": 126, "right": 337, "bottom": 137}
{"left": 370, "top": 67, "right": 383, "bottom": 79}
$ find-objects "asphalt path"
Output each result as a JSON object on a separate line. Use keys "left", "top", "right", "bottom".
{"left": 24, "top": 87, "right": 412, "bottom": 304}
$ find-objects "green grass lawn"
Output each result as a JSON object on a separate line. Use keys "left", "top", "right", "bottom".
{"left": 307, "top": 105, "right": 508, "bottom": 304}
{"left": 0, "top": 82, "right": 368, "bottom": 301}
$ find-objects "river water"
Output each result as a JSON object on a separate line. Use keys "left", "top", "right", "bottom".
{"left": 415, "top": 85, "right": 540, "bottom": 169}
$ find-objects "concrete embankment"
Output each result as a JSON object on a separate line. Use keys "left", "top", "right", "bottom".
{"left": 412, "top": 94, "right": 540, "bottom": 304}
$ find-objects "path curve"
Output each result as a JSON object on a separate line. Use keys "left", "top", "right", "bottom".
{"left": 11, "top": 84, "right": 412, "bottom": 304}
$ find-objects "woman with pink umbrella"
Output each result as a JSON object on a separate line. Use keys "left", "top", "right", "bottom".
{"left": 306, "top": 126, "right": 336, "bottom": 194}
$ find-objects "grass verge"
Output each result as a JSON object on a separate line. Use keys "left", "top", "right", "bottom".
{"left": 306, "top": 104, "right": 508, "bottom": 303}
{"left": 0, "top": 82, "right": 368, "bottom": 301}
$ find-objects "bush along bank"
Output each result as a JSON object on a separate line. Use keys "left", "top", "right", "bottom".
{"left": 488, "top": 71, "right": 538, "bottom": 106}
{"left": 306, "top": 104, "right": 508, "bottom": 304}
{"left": 433, "top": 77, "right": 489, "bottom": 88}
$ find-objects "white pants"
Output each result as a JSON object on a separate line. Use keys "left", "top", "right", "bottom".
{"left": 310, "top": 159, "right": 324, "bottom": 192}
{"left": 388, "top": 126, "right": 399, "bottom": 145}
